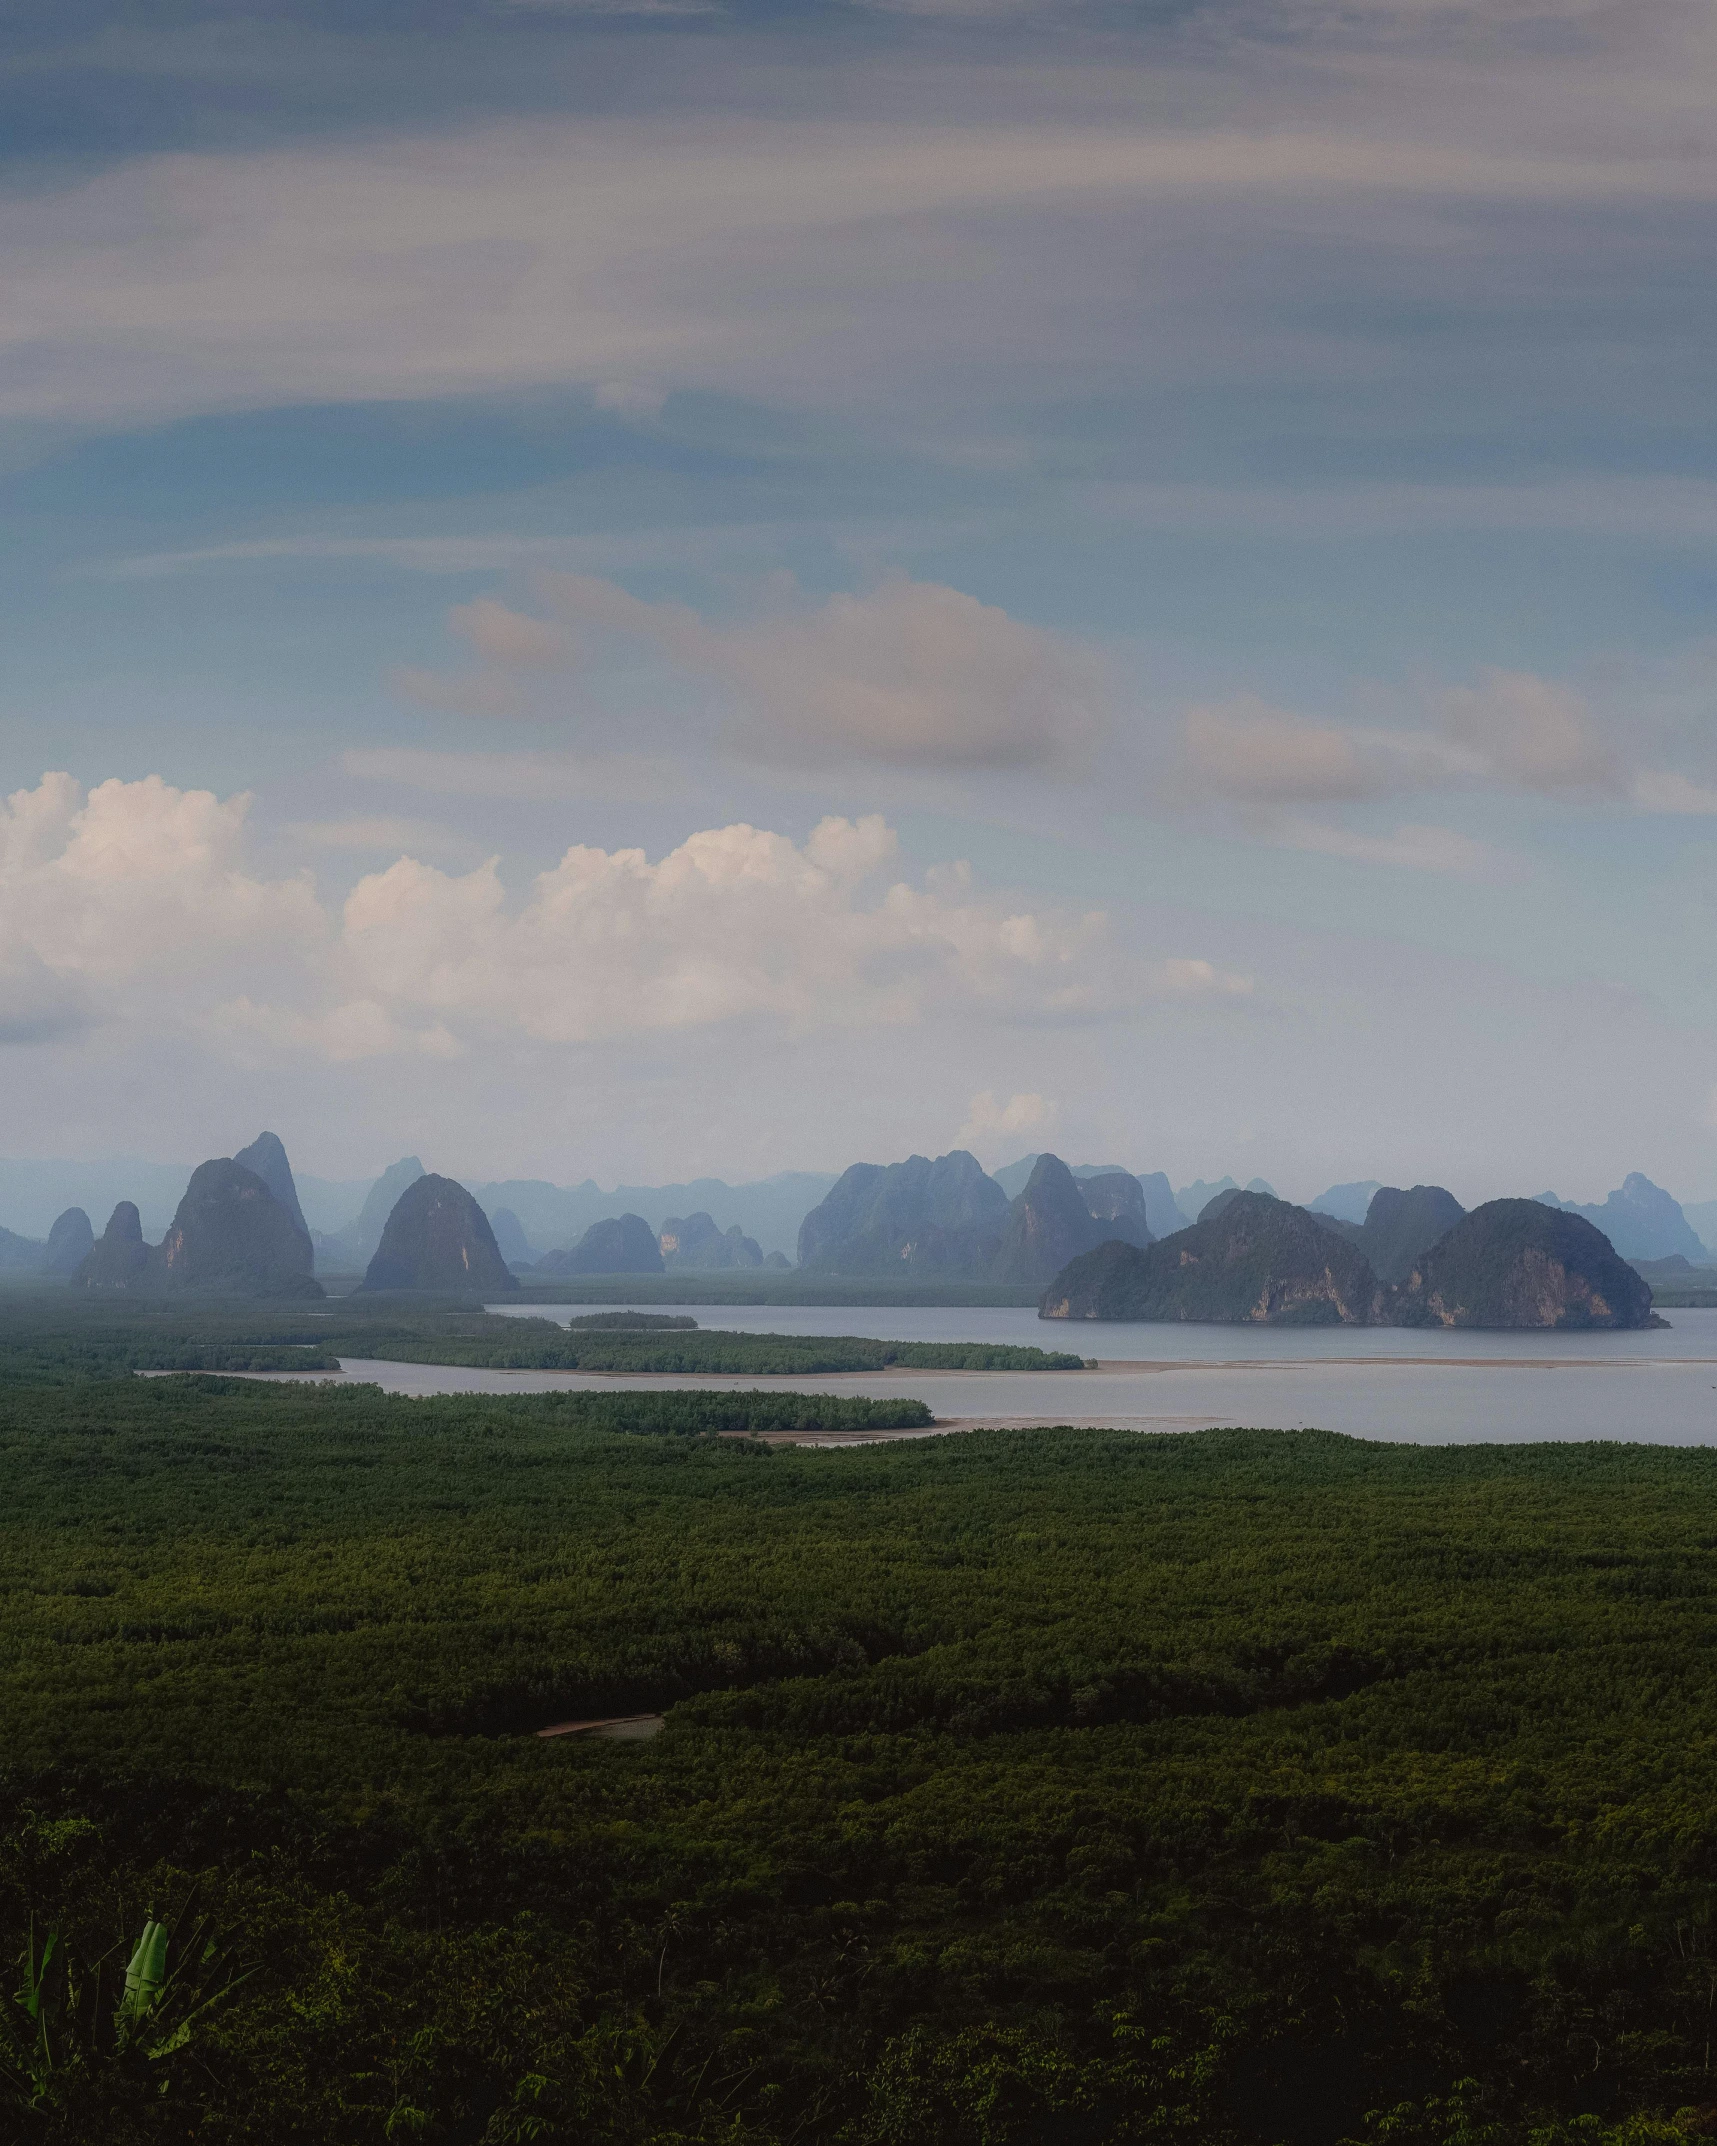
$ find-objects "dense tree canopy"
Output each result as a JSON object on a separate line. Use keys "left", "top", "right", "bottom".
{"left": 2, "top": 1298, "right": 1716, "bottom": 2142}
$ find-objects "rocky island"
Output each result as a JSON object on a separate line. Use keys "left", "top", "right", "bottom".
{"left": 1042, "top": 1191, "right": 1381, "bottom": 1324}
{"left": 358, "top": 1174, "right": 519, "bottom": 1294}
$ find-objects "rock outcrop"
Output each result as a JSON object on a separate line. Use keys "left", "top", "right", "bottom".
{"left": 659, "top": 1212, "right": 765, "bottom": 1270}
{"left": 1309, "top": 1180, "right": 1383, "bottom": 1226}
{"left": 1078, "top": 1171, "right": 1153, "bottom": 1249}
{"left": 797, "top": 1151, "right": 1010, "bottom": 1276}
{"left": 486, "top": 1207, "right": 535, "bottom": 1267}
{"left": 358, "top": 1174, "right": 519, "bottom": 1294}
{"left": 1392, "top": 1199, "right": 1656, "bottom": 1329}
{"left": 0, "top": 1224, "right": 47, "bottom": 1270}
{"left": 1358, "top": 1184, "right": 1466, "bottom": 1284}
{"left": 76, "top": 1203, "right": 154, "bottom": 1291}
{"left": 232, "top": 1132, "right": 312, "bottom": 1245}
{"left": 45, "top": 1207, "right": 95, "bottom": 1277}
{"left": 1134, "top": 1171, "right": 1191, "bottom": 1237}
{"left": 991, "top": 1154, "right": 1114, "bottom": 1286}
{"left": 1042, "top": 1191, "right": 1381, "bottom": 1325}
{"left": 1536, "top": 1175, "right": 1706, "bottom": 1263}
{"left": 536, "top": 1214, "right": 665, "bottom": 1276}
{"left": 155, "top": 1160, "right": 325, "bottom": 1298}
{"left": 317, "top": 1156, "right": 427, "bottom": 1272}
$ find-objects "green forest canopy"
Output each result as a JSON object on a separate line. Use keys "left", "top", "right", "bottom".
{"left": 3, "top": 1306, "right": 1717, "bottom": 2141}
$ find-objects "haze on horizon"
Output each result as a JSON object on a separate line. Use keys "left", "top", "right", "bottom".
{"left": 2, "top": 0, "right": 1715, "bottom": 1207}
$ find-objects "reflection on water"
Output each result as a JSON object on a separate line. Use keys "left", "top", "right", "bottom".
{"left": 273, "top": 1304, "right": 1717, "bottom": 1446}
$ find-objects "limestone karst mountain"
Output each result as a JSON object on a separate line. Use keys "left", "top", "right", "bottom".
{"left": 1393, "top": 1199, "right": 1656, "bottom": 1329}
{"left": 358, "top": 1174, "right": 518, "bottom": 1293}
{"left": 232, "top": 1131, "right": 312, "bottom": 1245}
{"left": 485, "top": 1207, "right": 535, "bottom": 1267}
{"left": 469, "top": 1170, "right": 832, "bottom": 1263}
{"left": 797, "top": 1151, "right": 1011, "bottom": 1276}
{"left": 316, "top": 1155, "right": 428, "bottom": 1271}
{"left": 1176, "top": 1176, "right": 1276, "bottom": 1222}
{"left": 990, "top": 1155, "right": 1115, "bottom": 1286}
{"left": 0, "top": 1224, "right": 47, "bottom": 1270}
{"left": 155, "top": 1160, "right": 325, "bottom": 1298}
{"left": 44, "top": 1207, "right": 95, "bottom": 1276}
{"left": 75, "top": 1202, "right": 154, "bottom": 1291}
{"left": 659, "top": 1212, "right": 765, "bottom": 1270}
{"left": 1133, "top": 1172, "right": 1191, "bottom": 1238}
{"left": 1534, "top": 1174, "right": 1706, "bottom": 1263}
{"left": 1358, "top": 1184, "right": 1466, "bottom": 1284}
{"left": 1077, "top": 1172, "right": 1153, "bottom": 1249}
{"left": 1309, "top": 1179, "right": 1384, "bottom": 1226}
{"left": 535, "top": 1214, "right": 665, "bottom": 1276}
{"left": 1043, "top": 1191, "right": 1381, "bottom": 1325}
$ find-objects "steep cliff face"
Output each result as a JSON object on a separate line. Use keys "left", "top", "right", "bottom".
{"left": 318, "top": 1157, "right": 427, "bottom": 1271}
{"left": 797, "top": 1151, "right": 1010, "bottom": 1275}
{"left": 1392, "top": 1199, "right": 1656, "bottom": 1329}
{"left": 232, "top": 1132, "right": 312, "bottom": 1246}
{"left": 1359, "top": 1185, "right": 1466, "bottom": 1283}
{"left": 1042, "top": 1192, "right": 1381, "bottom": 1325}
{"left": 155, "top": 1161, "right": 325, "bottom": 1298}
{"left": 1134, "top": 1171, "right": 1191, "bottom": 1237}
{"left": 659, "top": 1212, "right": 765, "bottom": 1270}
{"left": 76, "top": 1202, "right": 154, "bottom": 1290}
{"left": 990, "top": 1155, "right": 1114, "bottom": 1285}
{"left": 359, "top": 1174, "right": 518, "bottom": 1294}
{"left": 44, "top": 1207, "right": 95, "bottom": 1277}
{"left": 486, "top": 1207, "right": 534, "bottom": 1267}
{"left": 537, "top": 1214, "right": 664, "bottom": 1276}
{"left": 1078, "top": 1172, "right": 1153, "bottom": 1249}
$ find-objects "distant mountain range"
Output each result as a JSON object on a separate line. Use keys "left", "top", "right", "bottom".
{"left": 3, "top": 1143, "right": 1713, "bottom": 1285}
{"left": 1530, "top": 1174, "right": 1709, "bottom": 1261}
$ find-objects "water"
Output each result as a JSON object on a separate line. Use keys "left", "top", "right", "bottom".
{"left": 293, "top": 1303, "right": 1717, "bottom": 1446}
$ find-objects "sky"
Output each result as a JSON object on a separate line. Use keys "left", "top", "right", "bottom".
{"left": 2, "top": 0, "right": 1716, "bottom": 1208}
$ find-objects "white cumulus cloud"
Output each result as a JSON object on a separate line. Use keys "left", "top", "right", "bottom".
{"left": 0, "top": 774, "right": 322, "bottom": 1037}
{"left": 331, "top": 813, "right": 1114, "bottom": 1043}
{"left": 959, "top": 1089, "right": 1059, "bottom": 1149}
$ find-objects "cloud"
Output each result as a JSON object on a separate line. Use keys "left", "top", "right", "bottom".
{"left": 0, "top": 953, "right": 91, "bottom": 1047}
{"left": 1274, "top": 818, "right": 1498, "bottom": 876}
{"left": 0, "top": 771, "right": 1190, "bottom": 1073}
{"left": 591, "top": 378, "right": 670, "bottom": 416}
{"left": 1152, "top": 957, "right": 1257, "bottom": 999}
{"left": 331, "top": 814, "right": 1117, "bottom": 1043}
{"left": 1180, "top": 697, "right": 1405, "bottom": 803}
{"left": 1086, "top": 475, "right": 1717, "bottom": 544}
{"left": 218, "top": 998, "right": 465, "bottom": 1066}
{"left": 341, "top": 745, "right": 683, "bottom": 801}
{"left": 529, "top": 570, "right": 1104, "bottom": 768}
{"left": 958, "top": 1089, "right": 1058, "bottom": 1148}
{"left": 0, "top": 773, "right": 321, "bottom": 984}
{"left": 1175, "top": 667, "right": 1700, "bottom": 838}
{"left": 286, "top": 817, "right": 486, "bottom": 864}
{"left": 1435, "top": 669, "right": 1623, "bottom": 794}
{"left": 387, "top": 666, "right": 523, "bottom": 719}
{"left": 448, "top": 598, "right": 572, "bottom": 669}
{"left": 10, "top": 51, "right": 1710, "bottom": 439}
{"left": 0, "top": 773, "right": 324, "bottom": 1044}
{"left": 1632, "top": 769, "right": 1717, "bottom": 815}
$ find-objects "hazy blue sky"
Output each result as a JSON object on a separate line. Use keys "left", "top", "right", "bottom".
{"left": 3, "top": 0, "right": 1715, "bottom": 1203}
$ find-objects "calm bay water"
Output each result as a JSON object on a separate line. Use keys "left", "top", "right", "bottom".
{"left": 295, "top": 1302, "right": 1717, "bottom": 1446}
